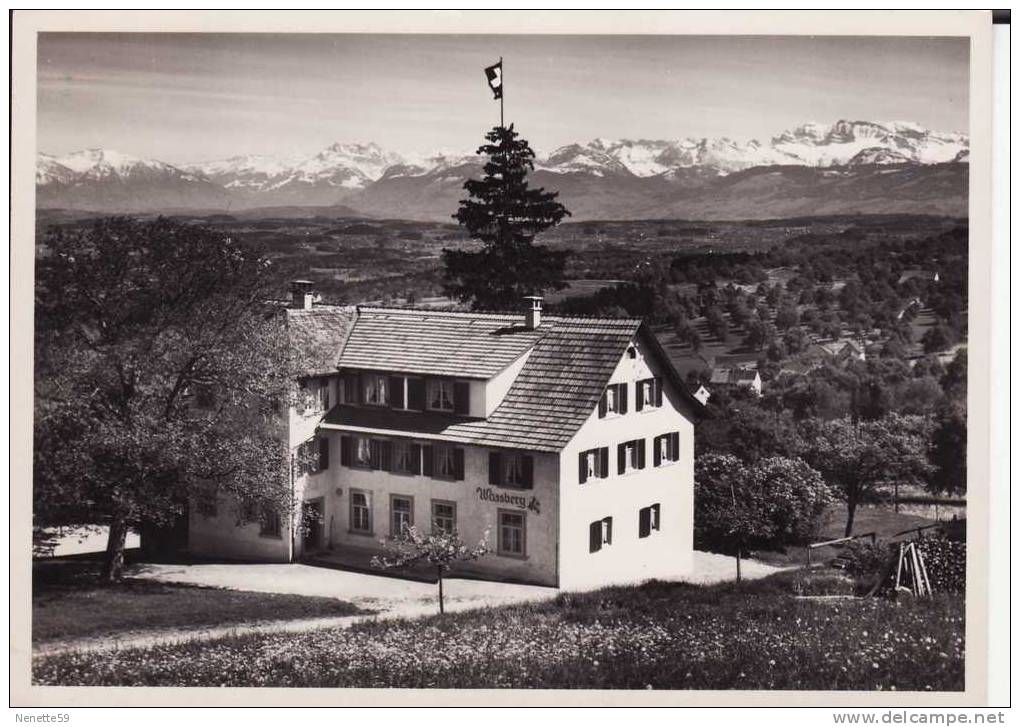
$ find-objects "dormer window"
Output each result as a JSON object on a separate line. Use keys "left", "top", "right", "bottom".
{"left": 427, "top": 379, "right": 455, "bottom": 412}
{"left": 363, "top": 374, "right": 388, "bottom": 406}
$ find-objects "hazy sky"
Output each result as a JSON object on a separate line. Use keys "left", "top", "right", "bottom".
{"left": 37, "top": 33, "right": 969, "bottom": 164}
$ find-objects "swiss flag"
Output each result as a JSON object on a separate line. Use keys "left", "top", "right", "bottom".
{"left": 484, "top": 61, "right": 502, "bottom": 100}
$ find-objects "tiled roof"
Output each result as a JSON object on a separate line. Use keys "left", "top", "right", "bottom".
{"left": 321, "top": 313, "right": 701, "bottom": 452}
{"left": 449, "top": 317, "right": 643, "bottom": 450}
{"left": 709, "top": 367, "right": 759, "bottom": 385}
{"left": 287, "top": 305, "right": 358, "bottom": 378}
{"left": 338, "top": 307, "right": 545, "bottom": 378}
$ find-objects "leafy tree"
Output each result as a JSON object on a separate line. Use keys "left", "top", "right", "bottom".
{"left": 941, "top": 348, "right": 968, "bottom": 401}
{"left": 774, "top": 302, "right": 800, "bottom": 331}
{"left": 743, "top": 315, "right": 774, "bottom": 352}
{"left": 922, "top": 324, "right": 954, "bottom": 354}
{"left": 803, "top": 414, "right": 933, "bottom": 536}
{"left": 34, "top": 217, "right": 296, "bottom": 582}
{"left": 694, "top": 454, "right": 831, "bottom": 579}
{"left": 443, "top": 124, "right": 571, "bottom": 310}
{"left": 371, "top": 526, "right": 489, "bottom": 614}
{"left": 697, "top": 403, "right": 805, "bottom": 462}
{"left": 928, "top": 402, "right": 967, "bottom": 496}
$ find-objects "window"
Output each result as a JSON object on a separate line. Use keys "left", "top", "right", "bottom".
{"left": 589, "top": 517, "right": 613, "bottom": 552}
{"left": 489, "top": 451, "right": 533, "bottom": 489}
{"left": 392, "top": 440, "right": 415, "bottom": 474}
{"left": 427, "top": 379, "right": 455, "bottom": 412}
{"left": 435, "top": 445, "right": 457, "bottom": 479}
{"left": 598, "top": 383, "right": 628, "bottom": 418}
{"left": 654, "top": 432, "right": 680, "bottom": 467}
{"left": 498, "top": 510, "right": 526, "bottom": 557}
{"left": 639, "top": 504, "right": 661, "bottom": 538}
{"left": 318, "top": 378, "right": 331, "bottom": 410}
{"left": 355, "top": 437, "right": 373, "bottom": 468}
{"left": 636, "top": 377, "right": 662, "bottom": 411}
{"left": 578, "top": 447, "right": 609, "bottom": 484}
{"left": 432, "top": 500, "right": 457, "bottom": 535}
{"left": 362, "top": 374, "right": 388, "bottom": 406}
{"left": 390, "top": 495, "right": 414, "bottom": 537}
{"left": 617, "top": 438, "right": 646, "bottom": 474}
{"left": 260, "top": 508, "right": 282, "bottom": 539}
{"left": 350, "top": 490, "right": 372, "bottom": 534}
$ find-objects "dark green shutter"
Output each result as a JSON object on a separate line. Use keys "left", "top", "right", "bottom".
{"left": 319, "top": 437, "right": 330, "bottom": 470}
{"left": 639, "top": 507, "right": 651, "bottom": 538}
{"left": 421, "top": 445, "right": 434, "bottom": 477}
{"left": 380, "top": 440, "right": 393, "bottom": 472}
{"left": 671, "top": 432, "right": 680, "bottom": 460}
{"left": 369, "top": 439, "right": 381, "bottom": 470}
{"left": 637, "top": 439, "right": 646, "bottom": 469}
{"left": 407, "top": 378, "right": 425, "bottom": 410}
{"left": 389, "top": 376, "right": 405, "bottom": 409}
{"left": 410, "top": 444, "right": 422, "bottom": 475}
{"left": 599, "top": 448, "right": 609, "bottom": 478}
{"left": 653, "top": 435, "right": 662, "bottom": 467}
{"left": 489, "top": 452, "right": 502, "bottom": 485}
{"left": 619, "top": 383, "right": 628, "bottom": 414}
{"left": 635, "top": 380, "right": 645, "bottom": 411}
{"left": 617, "top": 443, "right": 626, "bottom": 475}
{"left": 578, "top": 452, "right": 588, "bottom": 484}
{"left": 521, "top": 455, "right": 534, "bottom": 489}
{"left": 453, "top": 448, "right": 465, "bottom": 480}
{"left": 453, "top": 381, "right": 470, "bottom": 415}
{"left": 339, "top": 436, "right": 352, "bottom": 467}
{"left": 598, "top": 392, "right": 607, "bottom": 418}
{"left": 655, "top": 378, "right": 663, "bottom": 407}
{"left": 589, "top": 521, "right": 602, "bottom": 553}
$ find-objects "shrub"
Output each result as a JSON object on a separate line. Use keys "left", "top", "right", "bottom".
{"left": 917, "top": 536, "right": 966, "bottom": 594}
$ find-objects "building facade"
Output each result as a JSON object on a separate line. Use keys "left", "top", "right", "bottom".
{"left": 189, "top": 287, "right": 702, "bottom": 590}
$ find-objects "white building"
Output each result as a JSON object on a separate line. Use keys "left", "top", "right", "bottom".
{"left": 189, "top": 285, "right": 703, "bottom": 590}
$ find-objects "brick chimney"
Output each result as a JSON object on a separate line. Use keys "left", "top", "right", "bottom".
{"left": 524, "top": 295, "right": 543, "bottom": 330}
{"left": 291, "top": 280, "right": 314, "bottom": 311}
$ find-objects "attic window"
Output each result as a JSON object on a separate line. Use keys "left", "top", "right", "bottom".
{"left": 627, "top": 345, "right": 637, "bottom": 359}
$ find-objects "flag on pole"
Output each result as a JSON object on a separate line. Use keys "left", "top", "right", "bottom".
{"left": 484, "top": 60, "right": 503, "bottom": 100}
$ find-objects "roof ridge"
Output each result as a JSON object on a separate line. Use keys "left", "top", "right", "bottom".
{"left": 357, "top": 304, "right": 641, "bottom": 324}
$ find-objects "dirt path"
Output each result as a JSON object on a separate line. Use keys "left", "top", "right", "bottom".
{"left": 33, "top": 551, "right": 785, "bottom": 658}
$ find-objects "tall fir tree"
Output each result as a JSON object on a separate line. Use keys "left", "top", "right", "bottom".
{"left": 444, "top": 124, "right": 571, "bottom": 310}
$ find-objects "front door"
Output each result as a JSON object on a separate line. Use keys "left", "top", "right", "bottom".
{"left": 303, "top": 499, "right": 324, "bottom": 553}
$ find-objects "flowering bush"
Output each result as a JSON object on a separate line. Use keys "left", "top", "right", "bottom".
{"left": 917, "top": 537, "right": 966, "bottom": 594}
{"left": 34, "top": 576, "right": 963, "bottom": 691}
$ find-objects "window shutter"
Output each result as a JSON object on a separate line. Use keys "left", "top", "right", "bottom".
{"left": 653, "top": 435, "right": 662, "bottom": 467}
{"left": 600, "top": 448, "right": 609, "bottom": 478}
{"left": 639, "top": 507, "right": 651, "bottom": 538}
{"left": 635, "top": 380, "right": 645, "bottom": 412}
{"left": 652, "top": 503, "right": 661, "bottom": 530}
{"left": 637, "top": 438, "right": 646, "bottom": 469}
{"left": 421, "top": 446, "right": 434, "bottom": 476}
{"left": 410, "top": 444, "right": 422, "bottom": 475}
{"left": 619, "top": 383, "right": 628, "bottom": 414}
{"left": 655, "top": 378, "right": 664, "bottom": 407}
{"left": 407, "top": 378, "right": 425, "bottom": 410}
{"left": 521, "top": 454, "right": 534, "bottom": 489}
{"left": 578, "top": 452, "right": 588, "bottom": 485}
{"left": 453, "top": 448, "right": 465, "bottom": 480}
{"left": 617, "top": 443, "right": 626, "bottom": 475}
{"left": 671, "top": 432, "right": 680, "bottom": 460}
{"left": 380, "top": 440, "right": 393, "bottom": 472}
{"left": 340, "top": 436, "right": 352, "bottom": 467}
{"left": 389, "top": 376, "right": 405, "bottom": 409}
{"left": 589, "top": 521, "right": 602, "bottom": 553}
{"left": 598, "top": 392, "right": 607, "bottom": 418}
{"left": 369, "top": 439, "right": 381, "bottom": 470}
{"left": 490, "top": 452, "right": 503, "bottom": 485}
{"left": 453, "top": 381, "right": 470, "bottom": 415}
{"left": 319, "top": 437, "right": 330, "bottom": 470}
{"left": 605, "top": 517, "right": 613, "bottom": 545}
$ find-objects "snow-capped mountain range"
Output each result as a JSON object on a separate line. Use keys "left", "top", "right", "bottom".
{"left": 36, "top": 120, "right": 968, "bottom": 218}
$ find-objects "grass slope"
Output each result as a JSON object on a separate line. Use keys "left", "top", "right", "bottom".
{"left": 33, "top": 560, "right": 369, "bottom": 644}
{"left": 34, "top": 571, "right": 964, "bottom": 690}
